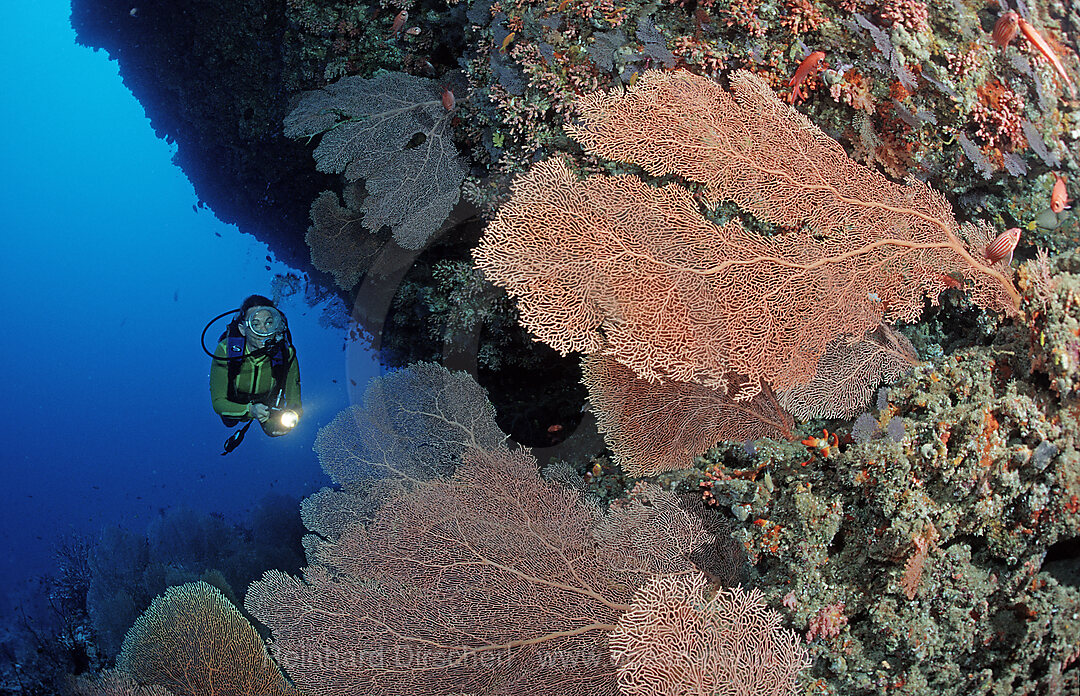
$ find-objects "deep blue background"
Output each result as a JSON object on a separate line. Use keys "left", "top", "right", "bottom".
{"left": 0, "top": 2, "right": 377, "bottom": 609}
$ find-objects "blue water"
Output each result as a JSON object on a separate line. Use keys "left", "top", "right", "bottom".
{"left": 0, "top": 3, "right": 377, "bottom": 610}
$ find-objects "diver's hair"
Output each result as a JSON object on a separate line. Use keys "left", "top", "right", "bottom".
{"left": 220, "top": 295, "right": 281, "bottom": 340}
{"left": 239, "top": 294, "right": 276, "bottom": 317}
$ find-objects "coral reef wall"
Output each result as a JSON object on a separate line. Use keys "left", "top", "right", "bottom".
{"left": 69, "top": 0, "right": 336, "bottom": 272}
{"left": 59, "top": 0, "right": 1080, "bottom": 690}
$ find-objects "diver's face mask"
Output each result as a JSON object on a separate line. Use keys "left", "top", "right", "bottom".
{"left": 242, "top": 307, "right": 285, "bottom": 345}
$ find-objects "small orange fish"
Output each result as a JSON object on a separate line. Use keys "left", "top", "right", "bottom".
{"left": 787, "top": 51, "right": 826, "bottom": 104}
{"left": 1051, "top": 173, "right": 1070, "bottom": 213}
{"left": 547, "top": 424, "right": 562, "bottom": 433}
{"left": 441, "top": 86, "right": 455, "bottom": 111}
{"left": 984, "top": 227, "right": 1021, "bottom": 265}
{"left": 937, "top": 273, "right": 963, "bottom": 289}
{"left": 1014, "top": 13, "right": 1077, "bottom": 98}
{"left": 390, "top": 9, "right": 408, "bottom": 35}
{"left": 555, "top": 0, "right": 572, "bottom": 11}
{"left": 499, "top": 31, "right": 516, "bottom": 53}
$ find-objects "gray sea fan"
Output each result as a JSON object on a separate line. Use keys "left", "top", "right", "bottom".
{"left": 304, "top": 187, "right": 385, "bottom": 291}
{"left": 642, "top": 42, "right": 676, "bottom": 68}
{"left": 284, "top": 72, "right": 468, "bottom": 250}
{"left": 313, "top": 362, "right": 508, "bottom": 487}
{"left": 957, "top": 132, "right": 994, "bottom": 179}
{"left": 852, "top": 412, "right": 881, "bottom": 444}
{"left": 635, "top": 17, "right": 675, "bottom": 68}
{"left": 1021, "top": 119, "right": 1059, "bottom": 167}
{"left": 635, "top": 15, "right": 664, "bottom": 44}
{"left": 876, "top": 386, "right": 890, "bottom": 411}
{"left": 491, "top": 50, "right": 527, "bottom": 95}
{"left": 886, "top": 415, "right": 905, "bottom": 442}
{"left": 466, "top": 0, "right": 493, "bottom": 24}
{"left": 1002, "top": 152, "right": 1028, "bottom": 176}
{"left": 589, "top": 30, "right": 626, "bottom": 72}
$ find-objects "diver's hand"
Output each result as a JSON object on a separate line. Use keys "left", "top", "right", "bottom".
{"left": 249, "top": 403, "right": 270, "bottom": 423}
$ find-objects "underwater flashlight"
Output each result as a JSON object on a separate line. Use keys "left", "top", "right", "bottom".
{"left": 275, "top": 408, "right": 299, "bottom": 430}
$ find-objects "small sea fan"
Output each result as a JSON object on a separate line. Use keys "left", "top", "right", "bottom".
{"left": 876, "top": 387, "right": 890, "bottom": 411}
{"left": 886, "top": 415, "right": 906, "bottom": 442}
{"left": 852, "top": 412, "right": 881, "bottom": 443}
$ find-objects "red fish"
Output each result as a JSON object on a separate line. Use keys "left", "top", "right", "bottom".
{"left": 984, "top": 227, "right": 1021, "bottom": 265}
{"left": 992, "top": 11, "right": 1019, "bottom": 47}
{"left": 938, "top": 274, "right": 964, "bottom": 290}
{"left": 787, "top": 51, "right": 826, "bottom": 104}
{"left": 1051, "top": 173, "right": 1070, "bottom": 213}
{"left": 1014, "top": 13, "right": 1077, "bottom": 98}
{"left": 441, "top": 86, "right": 455, "bottom": 111}
{"left": 390, "top": 9, "right": 408, "bottom": 35}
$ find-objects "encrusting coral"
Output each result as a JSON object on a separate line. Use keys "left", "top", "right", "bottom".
{"left": 655, "top": 261, "right": 1080, "bottom": 694}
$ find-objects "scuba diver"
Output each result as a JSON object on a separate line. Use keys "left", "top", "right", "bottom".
{"left": 204, "top": 295, "right": 302, "bottom": 455}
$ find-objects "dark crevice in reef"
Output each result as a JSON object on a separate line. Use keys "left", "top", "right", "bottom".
{"left": 1044, "top": 536, "right": 1080, "bottom": 587}
{"left": 70, "top": 0, "right": 335, "bottom": 275}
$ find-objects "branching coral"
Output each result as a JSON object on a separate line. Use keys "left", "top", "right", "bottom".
{"left": 878, "top": 0, "right": 929, "bottom": 33}
{"left": 972, "top": 79, "right": 1027, "bottom": 153}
